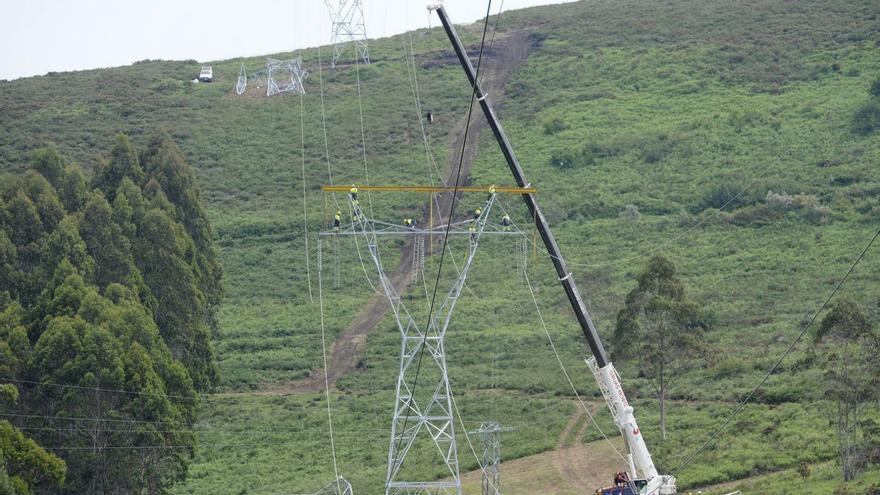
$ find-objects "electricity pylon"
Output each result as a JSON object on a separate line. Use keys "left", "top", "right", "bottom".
{"left": 310, "top": 477, "right": 353, "bottom": 495}
{"left": 469, "top": 422, "right": 513, "bottom": 495}
{"left": 335, "top": 193, "right": 495, "bottom": 494}
{"left": 324, "top": 0, "right": 370, "bottom": 68}
{"left": 266, "top": 57, "right": 308, "bottom": 96}
{"left": 320, "top": 184, "right": 529, "bottom": 494}
{"left": 234, "top": 58, "right": 307, "bottom": 96}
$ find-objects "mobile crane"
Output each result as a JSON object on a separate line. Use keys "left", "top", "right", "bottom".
{"left": 428, "top": 4, "right": 678, "bottom": 494}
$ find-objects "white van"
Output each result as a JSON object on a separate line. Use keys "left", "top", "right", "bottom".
{"left": 199, "top": 66, "right": 213, "bottom": 82}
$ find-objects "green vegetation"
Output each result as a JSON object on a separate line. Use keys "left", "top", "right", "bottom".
{"left": 0, "top": 135, "right": 221, "bottom": 492}
{"left": 1, "top": 0, "right": 879, "bottom": 492}
{"left": 613, "top": 253, "right": 706, "bottom": 440}
{"left": 815, "top": 299, "right": 880, "bottom": 481}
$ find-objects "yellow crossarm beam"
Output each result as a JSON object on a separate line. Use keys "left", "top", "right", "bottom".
{"left": 321, "top": 184, "right": 536, "bottom": 194}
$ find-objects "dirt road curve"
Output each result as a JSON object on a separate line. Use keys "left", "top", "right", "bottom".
{"left": 270, "top": 29, "right": 538, "bottom": 394}
{"left": 459, "top": 403, "right": 628, "bottom": 495}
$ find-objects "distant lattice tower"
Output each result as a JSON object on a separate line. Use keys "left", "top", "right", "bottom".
{"left": 235, "top": 63, "right": 247, "bottom": 95}
{"left": 266, "top": 57, "right": 308, "bottom": 96}
{"left": 324, "top": 0, "right": 370, "bottom": 67}
{"left": 469, "top": 422, "right": 513, "bottom": 495}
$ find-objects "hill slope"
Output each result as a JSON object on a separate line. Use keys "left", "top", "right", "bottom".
{"left": 2, "top": 0, "right": 880, "bottom": 493}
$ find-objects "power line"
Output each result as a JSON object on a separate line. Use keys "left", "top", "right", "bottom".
{"left": 317, "top": 259, "right": 342, "bottom": 489}
{"left": 519, "top": 177, "right": 759, "bottom": 269}
{"left": 672, "top": 225, "right": 880, "bottom": 476}
{"left": 0, "top": 377, "right": 197, "bottom": 402}
{"left": 392, "top": 0, "right": 495, "bottom": 463}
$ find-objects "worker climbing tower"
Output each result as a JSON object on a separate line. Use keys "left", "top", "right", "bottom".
{"left": 324, "top": 0, "right": 370, "bottom": 68}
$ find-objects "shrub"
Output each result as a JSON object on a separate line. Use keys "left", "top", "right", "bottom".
{"left": 548, "top": 149, "right": 581, "bottom": 169}
{"left": 542, "top": 117, "right": 566, "bottom": 135}
{"left": 870, "top": 78, "right": 880, "bottom": 98}
{"left": 765, "top": 190, "right": 794, "bottom": 209}
{"left": 618, "top": 204, "right": 640, "bottom": 221}
{"left": 796, "top": 462, "right": 811, "bottom": 480}
{"left": 853, "top": 102, "right": 880, "bottom": 134}
{"left": 698, "top": 182, "right": 753, "bottom": 211}
{"left": 640, "top": 134, "right": 677, "bottom": 164}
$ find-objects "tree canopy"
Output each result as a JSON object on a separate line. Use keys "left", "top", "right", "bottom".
{"left": 613, "top": 252, "right": 707, "bottom": 440}
{"left": 0, "top": 133, "right": 220, "bottom": 493}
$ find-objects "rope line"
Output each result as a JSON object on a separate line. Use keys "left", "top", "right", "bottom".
{"left": 353, "top": 46, "right": 375, "bottom": 220}
{"left": 300, "top": 83, "right": 314, "bottom": 303}
{"left": 673, "top": 225, "right": 880, "bottom": 475}
{"left": 391, "top": 0, "right": 495, "bottom": 461}
{"left": 522, "top": 270, "right": 629, "bottom": 464}
{"left": 403, "top": 34, "right": 481, "bottom": 302}
{"left": 317, "top": 44, "right": 378, "bottom": 294}
{"left": 0, "top": 377, "right": 196, "bottom": 402}
{"left": 317, "top": 266, "right": 343, "bottom": 492}
{"left": 317, "top": 46, "right": 339, "bottom": 210}
{"left": 449, "top": 391, "right": 500, "bottom": 493}
{"left": 520, "top": 178, "right": 758, "bottom": 269}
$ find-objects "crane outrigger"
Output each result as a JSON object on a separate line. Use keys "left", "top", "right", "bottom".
{"left": 428, "top": 4, "right": 677, "bottom": 494}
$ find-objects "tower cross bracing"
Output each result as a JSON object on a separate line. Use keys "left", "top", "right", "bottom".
{"left": 324, "top": 0, "right": 370, "bottom": 67}
{"left": 338, "top": 193, "right": 498, "bottom": 495}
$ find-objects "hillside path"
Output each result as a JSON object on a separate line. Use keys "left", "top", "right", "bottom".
{"left": 265, "top": 29, "right": 538, "bottom": 395}
{"left": 458, "top": 402, "right": 629, "bottom": 494}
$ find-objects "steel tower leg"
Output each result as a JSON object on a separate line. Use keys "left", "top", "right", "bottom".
{"left": 349, "top": 195, "right": 496, "bottom": 495}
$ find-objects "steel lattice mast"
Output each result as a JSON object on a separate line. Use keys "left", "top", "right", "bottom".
{"left": 308, "top": 477, "right": 354, "bottom": 495}
{"left": 468, "top": 422, "right": 513, "bottom": 495}
{"left": 324, "top": 0, "right": 371, "bottom": 67}
{"left": 341, "top": 193, "right": 496, "bottom": 495}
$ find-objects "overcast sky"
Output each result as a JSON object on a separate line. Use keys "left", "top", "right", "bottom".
{"left": 0, "top": 0, "right": 576, "bottom": 81}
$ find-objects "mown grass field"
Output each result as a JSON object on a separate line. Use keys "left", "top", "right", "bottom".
{"left": 2, "top": 0, "right": 880, "bottom": 493}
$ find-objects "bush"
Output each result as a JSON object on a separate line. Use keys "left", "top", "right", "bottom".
{"left": 542, "top": 117, "right": 566, "bottom": 135}
{"left": 618, "top": 204, "right": 640, "bottom": 221}
{"left": 548, "top": 149, "right": 581, "bottom": 169}
{"left": 765, "top": 190, "right": 794, "bottom": 209}
{"left": 640, "top": 133, "right": 677, "bottom": 164}
{"left": 796, "top": 462, "right": 811, "bottom": 480}
{"left": 870, "top": 78, "right": 880, "bottom": 98}
{"left": 853, "top": 102, "right": 880, "bottom": 134}
{"left": 697, "top": 181, "right": 753, "bottom": 211}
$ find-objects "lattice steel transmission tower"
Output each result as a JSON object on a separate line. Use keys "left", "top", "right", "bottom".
{"left": 322, "top": 188, "right": 514, "bottom": 495}
{"left": 235, "top": 63, "right": 247, "bottom": 95}
{"left": 308, "top": 477, "right": 354, "bottom": 495}
{"left": 469, "top": 422, "right": 513, "bottom": 495}
{"left": 324, "top": 0, "right": 370, "bottom": 67}
{"left": 266, "top": 57, "right": 308, "bottom": 96}
{"left": 234, "top": 58, "right": 307, "bottom": 96}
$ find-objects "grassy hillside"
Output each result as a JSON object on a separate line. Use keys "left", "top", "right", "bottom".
{"left": 2, "top": 0, "right": 880, "bottom": 493}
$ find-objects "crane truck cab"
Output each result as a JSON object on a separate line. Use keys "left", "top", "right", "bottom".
{"left": 597, "top": 479, "right": 648, "bottom": 495}
{"left": 198, "top": 66, "right": 213, "bottom": 82}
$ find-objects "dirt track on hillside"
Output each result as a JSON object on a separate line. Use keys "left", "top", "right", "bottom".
{"left": 267, "top": 30, "right": 538, "bottom": 395}
{"left": 458, "top": 402, "right": 629, "bottom": 494}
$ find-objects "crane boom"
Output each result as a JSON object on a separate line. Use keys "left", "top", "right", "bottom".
{"left": 428, "top": 4, "right": 676, "bottom": 493}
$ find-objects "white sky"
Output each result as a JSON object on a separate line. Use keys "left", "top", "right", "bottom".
{"left": 0, "top": 0, "right": 576, "bottom": 81}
